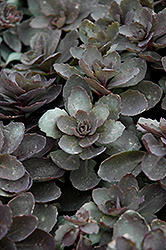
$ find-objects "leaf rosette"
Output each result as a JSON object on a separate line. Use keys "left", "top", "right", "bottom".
{"left": 39, "top": 85, "right": 125, "bottom": 159}
{"left": 0, "top": 69, "right": 62, "bottom": 119}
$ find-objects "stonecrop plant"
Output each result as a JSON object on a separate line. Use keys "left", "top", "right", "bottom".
{"left": 0, "top": 0, "right": 166, "bottom": 249}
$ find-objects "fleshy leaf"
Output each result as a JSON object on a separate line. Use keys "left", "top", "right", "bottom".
{"left": 120, "top": 90, "right": 148, "bottom": 116}
{"left": 79, "top": 146, "right": 106, "bottom": 160}
{"left": 142, "top": 152, "right": 166, "bottom": 180}
{"left": 7, "top": 215, "right": 38, "bottom": 242}
{"left": 113, "top": 210, "right": 149, "bottom": 250}
{"left": 70, "top": 159, "right": 100, "bottom": 191}
{"left": 96, "top": 93, "right": 121, "bottom": 120}
{"left": 58, "top": 135, "right": 82, "bottom": 154}
{"left": 23, "top": 157, "right": 64, "bottom": 182}
{"left": 97, "top": 120, "right": 125, "bottom": 144}
{"left": 79, "top": 133, "right": 99, "bottom": 148}
{"left": 89, "top": 104, "right": 109, "bottom": 127}
{"left": 50, "top": 150, "right": 80, "bottom": 170}
{"left": 105, "top": 130, "right": 141, "bottom": 155}
{"left": 8, "top": 192, "right": 35, "bottom": 217}
{"left": 143, "top": 228, "right": 166, "bottom": 250}
{"left": 39, "top": 108, "right": 67, "bottom": 139}
{"left": 0, "top": 155, "right": 25, "bottom": 181}
{"left": 30, "top": 181, "right": 61, "bottom": 203}
{"left": 13, "top": 133, "right": 46, "bottom": 161}
{"left": 98, "top": 151, "right": 144, "bottom": 182}
{"left": 0, "top": 237, "right": 17, "bottom": 250}
{"left": 53, "top": 63, "right": 82, "bottom": 79}
{"left": 57, "top": 115, "right": 77, "bottom": 135}
{"left": 107, "top": 67, "right": 139, "bottom": 89}
{"left": 15, "top": 229, "right": 56, "bottom": 249}
{"left": 67, "top": 86, "right": 92, "bottom": 117}
{"left": 0, "top": 172, "right": 32, "bottom": 194}
{"left": 1, "top": 122, "right": 25, "bottom": 155}
{"left": 63, "top": 74, "right": 92, "bottom": 106}
{"left": 119, "top": 57, "right": 147, "bottom": 87}
{"left": 131, "top": 80, "right": 163, "bottom": 110}
{"left": 118, "top": 174, "right": 139, "bottom": 193}
{"left": 33, "top": 203, "right": 58, "bottom": 233}
{"left": 0, "top": 205, "right": 12, "bottom": 240}
{"left": 138, "top": 183, "right": 166, "bottom": 215}
{"left": 142, "top": 133, "right": 166, "bottom": 157}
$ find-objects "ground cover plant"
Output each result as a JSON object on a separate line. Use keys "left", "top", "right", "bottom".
{"left": 0, "top": 0, "right": 166, "bottom": 249}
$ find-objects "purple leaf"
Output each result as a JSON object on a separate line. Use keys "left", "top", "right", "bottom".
{"left": 142, "top": 133, "right": 166, "bottom": 156}
{"left": 50, "top": 150, "right": 80, "bottom": 170}
{"left": 98, "top": 151, "right": 144, "bottom": 182}
{"left": 13, "top": 133, "right": 46, "bottom": 161}
{"left": 120, "top": 90, "right": 148, "bottom": 116}
{"left": 7, "top": 215, "right": 38, "bottom": 242}
{"left": 30, "top": 181, "right": 61, "bottom": 203}
{"left": 33, "top": 203, "right": 58, "bottom": 233}
{"left": 79, "top": 145, "right": 106, "bottom": 160}
{"left": 0, "top": 205, "right": 12, "bottom": 240}
{"left": 0, "top": 155, "right": 25, "bottom": 181}
{"left": 70, "top": 159, "right": 100, "bottom": 191}
{"left": 15, "top": 228, "right": 56, "bottom": 249}
{"left": 0, "top": 171, "right": 32, "bottom": 194}
{"left": 8, "top": 192, "right": 35, "bottom": 217}
{"left": 23, "top": 157, "right": 64, "bottom": 182}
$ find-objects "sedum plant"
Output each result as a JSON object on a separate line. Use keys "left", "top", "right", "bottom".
{"left": 0, "top": 69, "right": 62, "bottom": 119}
{"left": 39, "top": 84, "right": 125, "bottom": 160}
{"left": 55, "top": 206, "right": 99, "bottom": 249}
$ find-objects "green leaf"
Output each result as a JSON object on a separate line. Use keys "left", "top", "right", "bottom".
{"left": 89, "top": 104, "right": 109, "bottom": 127}
{"left": 58, "top": 135, "right": 83, "bottom": 154}
{"left": 50, "top": 150, "right": 80, "bottom": 170}
{"left": 39, "top": 108, "right": 68, "bottom": 139}
{"left": 97, "top": 120, "right": 125, "bottom": 144}
{"left": 57, "top": 115, "right": 77, "bottom": 135}
{"left": 96, "top": 93, "right": 121, "bottom": 120}
{"left": 53, "top": 63, "right": 82, "bottom": 79}
{"left": 67, "top": 86, "right": 92, "bottom": 117}
{"left": 3, "top": 31, "right": 22, "bottom": 52}
{"left": 70, "top": 160, "right": 100, "bottom": 191}
{"left": 6, "top": 52, "right": 22, "bottom": 65}
{"left": 98, "top": 151, "right": 144, "bottom": 182}
{"left": 79, "top": 145, "right": 106, "bottom": 160}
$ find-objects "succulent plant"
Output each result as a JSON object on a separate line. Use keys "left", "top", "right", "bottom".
{"left": 0, "top": 69, "right": 62, "bottom": 119}
{"left": 0, "top": 2, "right": 23, "bottom": 30}
{"left": 119, "top": 6, "right": 166, "bottom": 52}
{"left": 18, "top": 28, "right": 79, "bottom": 73}
{"left": 39, "top": 83, "right": 125, "bottom": 160}
{"left": 137, "top": 117, "right": 166, "bottom": 181}
{"left": 91, "top": 173, "right": 166, "bottom": 228}
{"left": 28, "top": 0, "right": 98, "bottom": 31}
{"left": 55, "top": 206, "right": 99, "bottom": 249}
